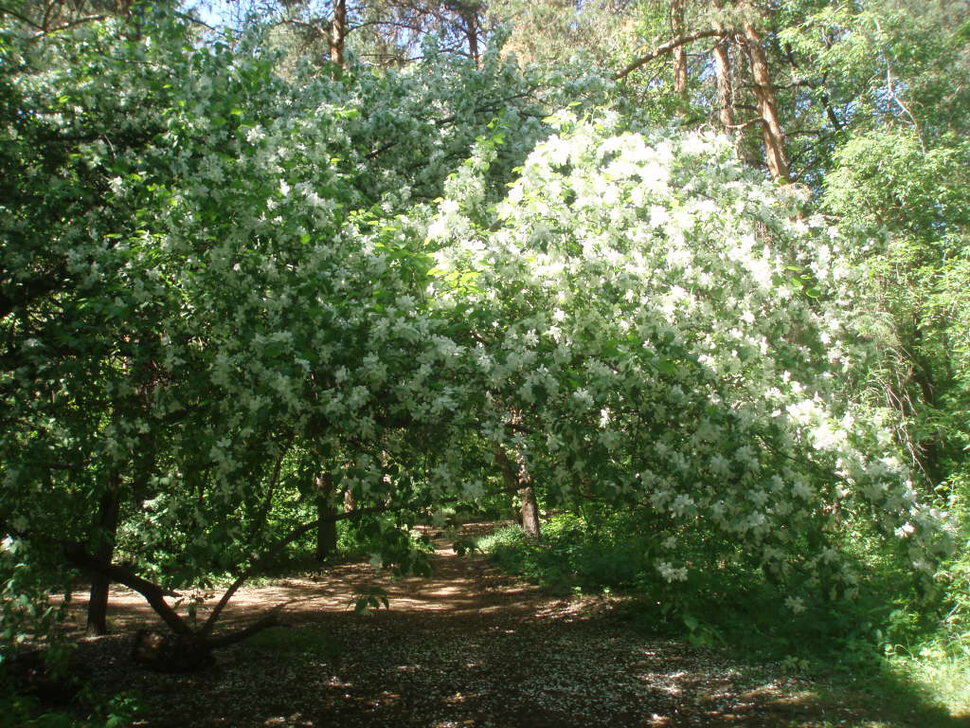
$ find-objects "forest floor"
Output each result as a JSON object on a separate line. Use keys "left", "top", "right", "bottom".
{"left": 63, "top": 524, "right": 967, "bottom": 728}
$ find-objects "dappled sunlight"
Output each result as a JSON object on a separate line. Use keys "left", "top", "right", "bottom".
{"left": 4, "top": 3, "right": 966, "bottom": 726}
{"left": 56, "top": 526, "right": 960, "bottom": 727}
{"left": 62, "top": 526, "right": 554, "bottom": 639}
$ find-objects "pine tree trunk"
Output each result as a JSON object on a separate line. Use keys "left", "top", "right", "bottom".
{"left": 711, "top": 0, "right": 736, "bottom": 131}
{"left": 330, "top": 0, "right": 347, "bottom": 69}
{"left": 672, "top": 0, "right": 688, "bottom": 96}
{"left": 465, "top": 7, "right": 480, "bottom": 66}
{"left": 86, "top": 481, "right": 121, "bottom": 636}
{"left": 740, "top": 6, "right": 790, "bottom": 182}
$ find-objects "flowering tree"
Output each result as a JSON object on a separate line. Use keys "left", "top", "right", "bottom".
{"left": 426, "top": 112, "right": 953, "bottom": 603}
{"left": 0, "top": 5, "right": 537, "bottom": 658}
{"left": 0, "top": 3, "right": 954, "bottom": 671}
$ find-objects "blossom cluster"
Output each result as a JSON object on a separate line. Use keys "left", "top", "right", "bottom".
{"left": 428, "top": 111, "right": 952, "bottom": 592}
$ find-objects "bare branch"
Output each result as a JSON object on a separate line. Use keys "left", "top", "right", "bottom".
{"left": 0, "top": 4, "right": 44, "bottom": 30}
{"left": 614, "top": 30, "right": 729, "bottom": 81}
{"left": 63, "top": 543, "right": 192, "bottom": 636}
{"left": 31, "top": 15, "right": 108, "bottom": 38}
{"left": 722, "top": 117, "right": 764, "bottom": 131}
{"left": 349, "top": 19, "right": 424, "bottom": 34}
{"left": 206, "top": 607, "right": 283, "bottom": 648}
{"left": 173, "top": 10, "right": 220, "bottom": 33}
{"left": 247, "top": 435, "right": 295, "bottom": 543}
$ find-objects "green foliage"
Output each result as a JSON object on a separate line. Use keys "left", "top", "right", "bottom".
{"left": 0, "top": 687, "right": 73, "bottom": 728}
{"left": 0, "top": 539, "right": 70, "bottom": 661}
{"left": 0, "top": 2, "right": 546, "bottom": 609}
{"left": 435, "top": 110, "right": 952, "bottom": 604}
{"left": 451, "top": 536, "right": 482, "bottom": 557}
{"left": 0, "top": 651, "right": 139, "bottom": 728}
{"left": 823, "top": 129, "right": 970, "bottom": 490}
{"left": 350, "top": 518, "right": 435, "bottom": 577}
{"left": 0, "top": 6, "right": 967, "bottom": 716}
{"left": 352, "top": 585, "right": 391, "bottom": 615}
{"left": 480, "top": 514, "right": 662, "bottom": 592}
{"left": 480, "top": 509, "right": 948, "bottom": 664}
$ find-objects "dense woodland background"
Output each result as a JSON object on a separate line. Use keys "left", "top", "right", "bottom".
{"left": 1, "top": 0, "right": 968, "bottom": 724}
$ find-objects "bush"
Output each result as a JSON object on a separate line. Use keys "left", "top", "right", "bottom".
{"left": 478, "top": 507, "right": 960, "bottom": 663}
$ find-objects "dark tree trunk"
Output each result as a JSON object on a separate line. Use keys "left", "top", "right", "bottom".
{"left": 315, "top": 473, "right": 338, "bottom": 561}
{"left": 496, "top": 445, "right": 541, "bottom": 541}
{"left": 86, "top": 574, "right": 112, "bottom": 637}
{"left": 86, "top": 481, "right": 121, "bottom": 636}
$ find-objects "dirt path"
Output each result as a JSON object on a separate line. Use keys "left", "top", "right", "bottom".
{"left": 65, "top": 526, "right": 950, "bottom": 727}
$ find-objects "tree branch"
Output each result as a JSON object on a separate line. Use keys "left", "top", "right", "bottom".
{"left": 34, "top": 14, "right": 107, "bottom": 37}
{"left": 349, "top": 19, "right": 424, "bottom": 34}
{"left": 199, "top": 503, "right": 403, "bottom": 636}
{"left": 63, "top": 543, "right": 191, "bottom": 636}
{"left": 205, "top": 607, "right": 283, "bottom": 648}
{"left": 247, "top": 435, "right": 295, "bottom": 543}
{"left": 0, "top": 4, "right": 44, "bottom": 30}
{"left": 614, "top": 30, "right": 729, "bottom": 81}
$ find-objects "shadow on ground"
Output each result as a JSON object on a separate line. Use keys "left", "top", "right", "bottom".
{"left": 57, "top": 526, "right": 967, "bottom": 728}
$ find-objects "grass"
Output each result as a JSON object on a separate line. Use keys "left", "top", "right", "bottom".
{"left": 803, "top": 657, "right": 970, "bottom": 727}
{"left": 244, "top": 625, "right": 344, "bottom": 660}
{"left": 890, "top": 651, "right": 970, "bottom": 720}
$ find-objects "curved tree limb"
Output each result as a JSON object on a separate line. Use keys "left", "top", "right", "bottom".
{"left": 5, "top": 497, "right": 439, "bottom": 650}
{"left": 614, "top": 30, "right": 729, "bottom": 81}
{"left": 62, "top": 543, "right": 191, "bottom": 636}
{"left": 205, "top": 607, "right": 283, "bottom": 649}
{"left": 199, "top": 503, "right": 403, "bottom": 637}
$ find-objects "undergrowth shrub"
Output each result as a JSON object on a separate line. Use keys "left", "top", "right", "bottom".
{"left": 477, "top": 507, "right": 958, "bottom": 668}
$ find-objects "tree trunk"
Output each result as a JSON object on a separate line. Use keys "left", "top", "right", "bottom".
{"left": 465, "top": 6, "right": 480, "bottom": 66}
{"left": 711, "top": 0, "right": 736, "bottom": 132}
{"left": 496, "top": 445, "right": 541, "bottom": 541}
{"left": 519, "top": 484, "right": 541, "bottom": 541}
{"left": 711, "top": 0, "right": 758, "bottom": 164}
{"left": 314, "top": 473, "right": 338, "bottom": 561}
{"left": 86, "top": 480, "right": 121, "bottom": 636}
{"left": 330, "top": 0, "right": 347, "bottom": 69}
{"left": 672, "top": 0, "right": 688, "bottom": 96}
{"left": 740, "top": 5, "right": 790, "bottom": 182}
